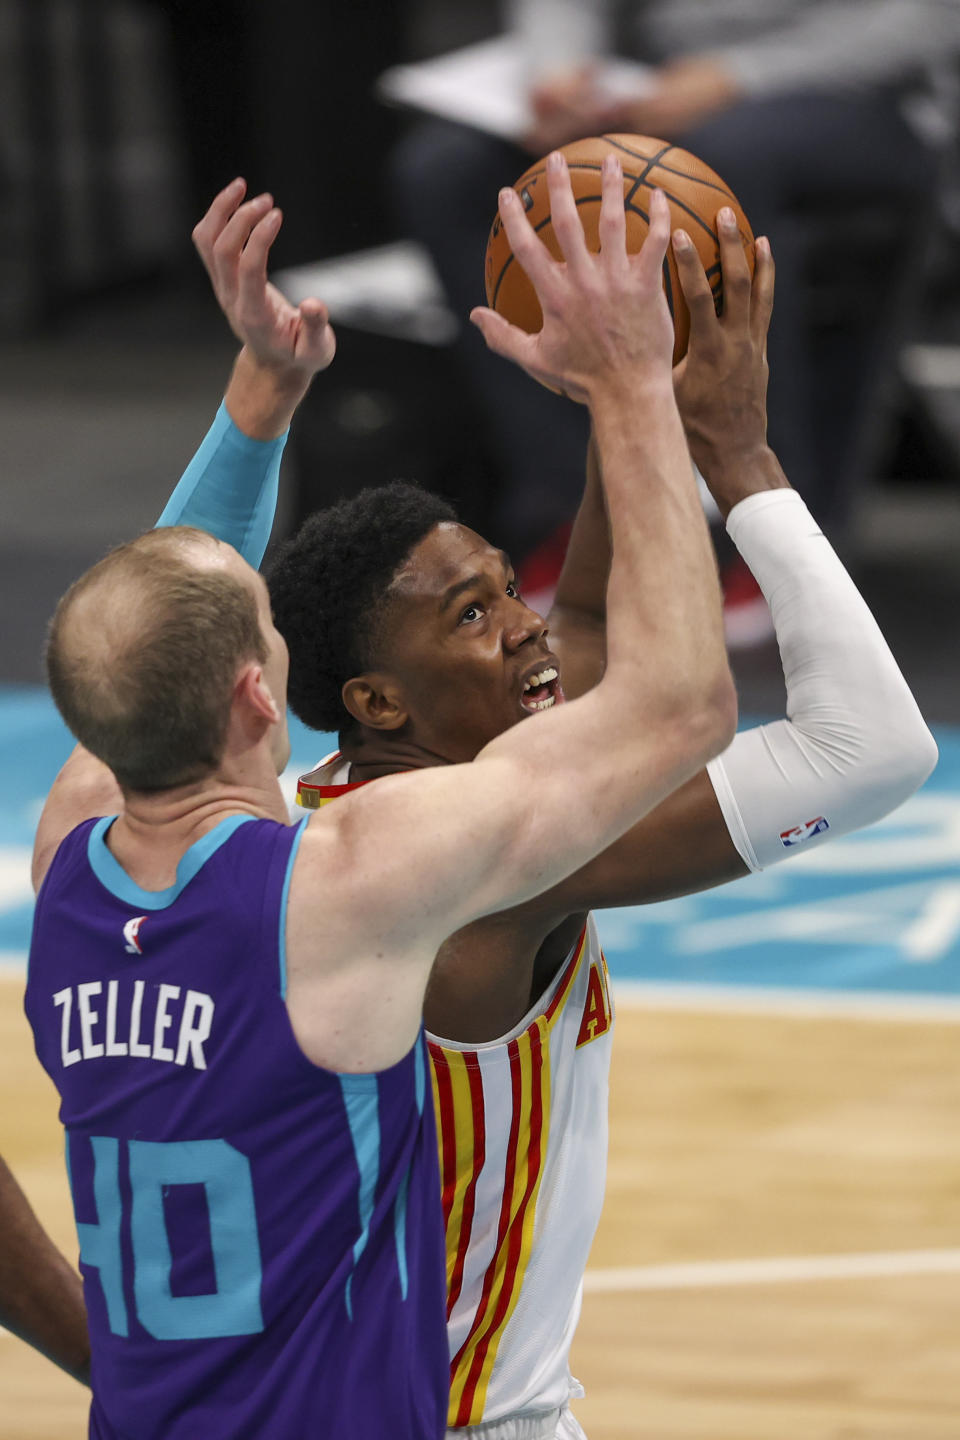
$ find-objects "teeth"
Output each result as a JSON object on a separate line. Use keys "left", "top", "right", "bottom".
{"left": 523, "top": 666, "right": 559, "bottom": 693}
{"left": 528, "top": 695, "right": 556, "bottom": 711}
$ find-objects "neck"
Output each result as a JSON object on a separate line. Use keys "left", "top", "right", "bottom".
{"left": 121, "top": 781, "right": 287, "bottom": 833}
{"left": 341, "top": 729, "right": 458, "bottom": 781}
{"left": 109, "top": 772, "right": 288, "bottom": 885}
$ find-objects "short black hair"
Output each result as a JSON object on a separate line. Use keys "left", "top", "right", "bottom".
{"left": 268, "top": 481, "right": 457, "bottom": 736}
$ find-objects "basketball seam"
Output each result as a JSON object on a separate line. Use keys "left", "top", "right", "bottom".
{"left": 624, "top": 144, "right": 675, "bottom": 207}
{"left": 599, "top": 135, "right": 739, "bottom": 200}
{"left": 625, "top": 190, "right": 718, "bottom": 245}
{"left": 488, "top": 146, "right": 747, "bottom": 315}
{"left": 491, "top": 194, "right": 602, "bottom": 309}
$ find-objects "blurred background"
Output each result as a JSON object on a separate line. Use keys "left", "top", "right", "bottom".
{"left": 2, "top": 4, "right": 960, "bottom": 1433}
{"left": 2, "top": 0, "right": 960, "bottom": 702}
{"left": 3, "top": 0, "right": 960, "bottom": 1029}
{"left": 1, "top": 0, "right": 960, "bottom": 1025}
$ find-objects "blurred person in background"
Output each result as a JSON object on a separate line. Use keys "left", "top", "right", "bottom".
{"left": 389, "top": 0, "right": 960, "bottom": 624}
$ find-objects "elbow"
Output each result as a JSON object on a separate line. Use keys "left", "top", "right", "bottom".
{"left": 699, "top": 668, "right": 736, "bottom": 760}
{"left": 670, "top": 670, "right": 739, "bottom": 773}
{"left": 873, "top": 698, "right": 939, "bottom": 805}
{"left": 846, "top": 715, "right": 939, "bottom": 830}
{"left": 892, "top": 718, "right": 939, "bottom": 798}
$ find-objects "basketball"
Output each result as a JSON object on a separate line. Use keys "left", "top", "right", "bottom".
{"left": 484, "top": 134, "right": 755, "bottom": 365}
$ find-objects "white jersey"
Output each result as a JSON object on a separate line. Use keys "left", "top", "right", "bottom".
{"left": 298, "top": 755, "right": 615, "bottom": 1429}
{"left": 429, "top": 915, "right": 614, "bottom": 1428}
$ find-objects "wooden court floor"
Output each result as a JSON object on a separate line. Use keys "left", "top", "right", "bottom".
{"left": 2, "top": 974, "right": 958, "bottom": 1438}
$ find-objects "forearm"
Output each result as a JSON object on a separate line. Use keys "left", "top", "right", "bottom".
{"left": 697, "top": 441, "right": 792, "bottom": 521}
{"left": 707, "top": 490, "right": 938, "bottom": 870}
{"left": 464, "top": 373, "right": 737, "bottom": 908}
{"left": 0, "top": 1158, "right": 89, "bottom": 1385}
{"left": 590, "top": 377, "right": 731, "bottom": 715}
{"left": 156, "top": 348, "right": 299, "bottom": 568}
{"left": 222, "top": 345, "right": 314, "bottom": 440}
{"left": 546, "top": 432, "right": 609, "bottom": 694}
{"left": 550, "top": 431, "right": 608, "bottom": 621}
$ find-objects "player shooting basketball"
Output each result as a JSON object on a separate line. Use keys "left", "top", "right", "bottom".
{"left": 150, "top": 164, "right": 938, "bottom": 1439}
{"left": 27, "top": 157, "right": 740, "bottom": 1439}
{"left": 33, "top": 155, "right": 936, "bottom": 1438}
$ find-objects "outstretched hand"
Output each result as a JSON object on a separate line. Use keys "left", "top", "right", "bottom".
{"left": 192, "top": 178, "right": 336, "bottom": 376}
{"left": 470, "top": 152, "right": 675, "bottom": 404}
{"left": 671, "top": 212, "right": 775, "bottom": 506}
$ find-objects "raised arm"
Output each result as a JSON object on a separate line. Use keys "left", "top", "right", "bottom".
{"left": 157, "top": 178, "right": 337, "bottom": 565}
{"left": 287, "top": 155, "right": 737, "bottom": 1070}
{"left": 0, "top": 1154, "right": 89, "bottom": 1385}
{"left": 32, "top": 182, "right": 335, "bottom": 892}
{"left": 526, "top": 210, "right": 937, "bottom": 913}
{"left": 548, "top": 205, "right": 779, "bottom": 685}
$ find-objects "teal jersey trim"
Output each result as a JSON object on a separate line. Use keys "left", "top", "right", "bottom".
{"left": 87, "top": 814, "right": 255, "bottom": 910}
{"left": 338, "top": 1076, "right": 381, "bottom": 1322}
{"left": 392, "top": 1036, "right": 425, "bottom": 1301}
{"left": 277, "top": 816, "right": 309, "bottom": 999}
{"left": 393, "top": 1165, "right": 411, "bottom": 1302}
{"left": 156, "top": 401, "right": 286, "bottom": 569}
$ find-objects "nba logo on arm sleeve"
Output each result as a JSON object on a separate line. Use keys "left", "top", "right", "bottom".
{"left": 780, "top": 816, "right": 830, "bottom": 848}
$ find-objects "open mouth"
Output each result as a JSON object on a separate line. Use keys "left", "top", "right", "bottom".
{"left": 520, "top": 665, "right": 562, "bottom": 713}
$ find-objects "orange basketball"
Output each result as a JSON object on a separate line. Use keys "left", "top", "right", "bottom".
{"left": 484, "top": 134, "right": 755, "bottom": 365}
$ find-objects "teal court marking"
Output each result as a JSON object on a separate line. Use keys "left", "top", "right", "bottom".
{"left": 2, "top": 686, "right": 958, "bottom": 996}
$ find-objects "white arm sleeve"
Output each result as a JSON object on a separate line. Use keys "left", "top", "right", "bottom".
{"left": 706, "top": 489, "right": 938, "bottom": 872}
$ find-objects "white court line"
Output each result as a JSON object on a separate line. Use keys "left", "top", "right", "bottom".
{"left": 611, "top": 980, "right": 960, "bottom": 1023}
{"left": 4, "top": 1255, "right": 959, "bottom": 1344}
{"left": 3, "top": 1252, "right": 958, "bottom": 1336}
{"left": 583, "top": 1249, "right": 960, "bottom": 1293}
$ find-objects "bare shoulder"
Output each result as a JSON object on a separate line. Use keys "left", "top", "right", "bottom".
{"left": 33, "top": 747, "right": 122, "bottom": 893}
{"left": 285, "top": 804, "right": 360, "bottom": 939}
{"left": 283, "top": 798, "right": 438, "bottom": 1074}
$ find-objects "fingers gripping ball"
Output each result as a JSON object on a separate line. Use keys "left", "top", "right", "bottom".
{"left": 484, "top": 134, "right": 755, "bottom": 364}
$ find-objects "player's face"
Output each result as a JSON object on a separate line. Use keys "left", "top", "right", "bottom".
{"left": 378, "top": 523, "right": 564, "bottom": 762}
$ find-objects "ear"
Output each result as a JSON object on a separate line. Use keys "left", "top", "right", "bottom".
{"left": 235, "top": 664, "right": 282, "bottom": 727}
{"left": 341, "top": 672, "right": 408, "bottom": 732}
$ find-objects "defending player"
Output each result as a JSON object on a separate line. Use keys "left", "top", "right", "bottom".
{"left": 161, "top": 176, "right": 938, "bottom": 1440}
{"left": 27, "top": 159, "right": 737, "bottom": 1439}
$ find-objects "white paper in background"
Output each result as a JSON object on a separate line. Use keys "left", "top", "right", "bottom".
{"left": 377, "top": 35, "right": 652, "bottom": 143}
{"left": 274, "top": 241, "right": 458, "bottom": 347}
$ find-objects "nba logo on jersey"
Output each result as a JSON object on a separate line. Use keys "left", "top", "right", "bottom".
{"left": 123, "top": 915, "right": 147, "bottom": 954}
{"left": 779, "top": 816, "right": 830, "bottom": 848}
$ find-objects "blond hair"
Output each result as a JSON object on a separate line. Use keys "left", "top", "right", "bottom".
{"left": 46, "top": 528, "right": 268, "bottom": 791}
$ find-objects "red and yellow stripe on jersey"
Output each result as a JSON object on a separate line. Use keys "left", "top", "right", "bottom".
{"left": 429, "top": 929, "right": 589, "bottom": 1427}
{"left": 296, "top": 751, "right": 360, "bottom": 810}
{"left": 297, "top": 757, "right": 615, "bottom": 1426}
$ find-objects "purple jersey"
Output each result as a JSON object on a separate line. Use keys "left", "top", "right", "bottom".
{"left": 25, "top": 814, "right": 448, "bottom": 1439}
